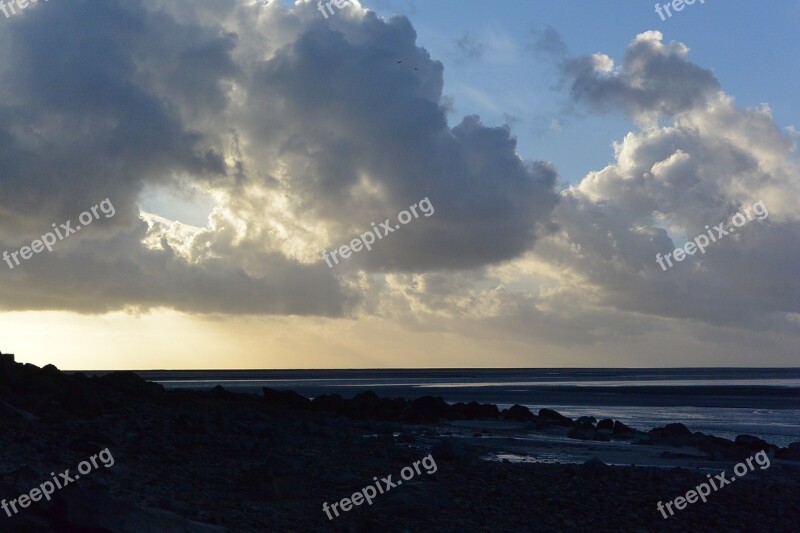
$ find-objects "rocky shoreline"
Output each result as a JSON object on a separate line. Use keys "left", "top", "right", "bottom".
{"left": 1, "top": 352, "right": 799, "bottom": 531}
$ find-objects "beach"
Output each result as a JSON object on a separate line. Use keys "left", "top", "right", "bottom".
{"left": 3, "top": 356, "right": 799, "bottom": 531}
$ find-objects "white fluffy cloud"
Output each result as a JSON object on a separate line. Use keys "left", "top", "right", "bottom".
{"left": 541, "top": 32, "right": 800, "bottom": 331}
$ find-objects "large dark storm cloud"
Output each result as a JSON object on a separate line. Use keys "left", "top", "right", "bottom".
{"left": 0, "top": 0, "right": 559, "bottom": 314}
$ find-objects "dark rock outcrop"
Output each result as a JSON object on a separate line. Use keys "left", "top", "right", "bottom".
{"left": 538, "top": 408, "right": 573, "bottom": 427}
{"left": 449, "top": 401, "right": 501, "bottom": 420}
{"left": 567, "top": 426, "right": 596, "bottom": 441}
{"left": 776, "top": 442, "right": 800, "bottom": 461}
{"left": 597, "top": 418, "right": 614, "bottom": 430}
{"left": 262, "top": 387, "right": 312, "bottom": 410}
{"left": 503, "top": 404, "right": 536, "bottom": 422}
{"left": 734, "top": 434, "right": 773, "bottom": 453}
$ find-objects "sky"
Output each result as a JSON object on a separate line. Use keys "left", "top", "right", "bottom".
{"left": 0, "top": 0, "right": 798, "bottom": 369}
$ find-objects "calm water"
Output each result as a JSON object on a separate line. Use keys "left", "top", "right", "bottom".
{"left": 121, "top": 368, "right": 800, "bottom": 447}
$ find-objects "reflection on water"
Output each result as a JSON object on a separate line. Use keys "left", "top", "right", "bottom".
{"left": 482, "top": 453, "right": 567, "bottom": 464}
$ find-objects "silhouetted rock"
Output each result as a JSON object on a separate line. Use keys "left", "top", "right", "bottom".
{"left": 504, "top": 404, "right": 536, "bottom": 422}
{"left": 644, "top": 424, "right": 778, "bottom": 460}
{"left": 567, "top": 426, "right": 596, "bottom": 441}
{"left": 354, "top": 390, "right": 380, "bottom": 402}
{"left": 406, "top": 395, "right": 450, "bottom": 423}
{"left": 97, "top": 371, "right": 164, "bottom": 398}
{"left": 59, "top": 374, "right": 104, "bottom": 415}
{"left": 206, "top": 384, "right": 233, "bottom": 399}
{"left": 311, "top": 393, "right": 345, "bottom": 413}
{"left": 610, "top": 420, "right": 646, "bottom": 442}
{"left": 262, "top": 387, "right": 312, "bottom": 410}
{"left": 350, "top": 390, "right": 386, "bottom": 419}
{"left": 776, "top": 442, "right": 800, "bottom": 461}
{"left": 344, "top": 393, "right": 403, "bottom": 420}
{"left": 538, "top": 408, "right": 573, "bottom": 426}
{"left": 449, "top": 401, "right": 500, "bottom": 420}
{"left": 697, "top": 435, "right": 740, "bottom": 460}
{"left": 593, "top": 429, "right": 613, "bottom": 442}
{"left": 597, "top": 418, "right": 614, "bottom": 430}
{"left": 647, "top": 423, "right": 696, "bottom": 447}
{"left": 583, "top": 457, "right": 608, "bottom": 467}
{"left": 612, "top": 420, "right": 636, "bottom": 435}
{"left": 664, "top": 423, "right": 692, "bottom": 435}
{"left": 577, "top": 457, "right": 611, "bottom": 476}
{"left": 0, "top": 351, "right": 15, "bottom": 371}
{"left": 734, "top": 434, "right": 773, "bottom": 453}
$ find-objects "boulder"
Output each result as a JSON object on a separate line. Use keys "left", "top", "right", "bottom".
{"left": 205, "top": 385, "right": 237, "bottom": 399}
{"left": 567, "top": 426, "right": 596, "bottom": 441}
{"left": 353, "top": 390, "right": 380, "bottom": 403}
{"left": 612, "top": 420, "right": 637, "bottom": 435}
{"left": 697, "top": 435, "right": 741, "bottom": 460}
{"left": 0, "top": 351, "right": 16, "bottom": 374}
{"left": 663, "top": 423, "right": 692, "bottom": 436}
{"left": 597, "top": 418, "right": 614, "bottom": 431}
{"left": 310, "top": 393, "right": 345, "bottom": 413}
{"left": 734, "top": 434, "right": 772, "bottom": 453}
{"left": 593, "top": 429, "right": 613, "bottom": 442}
{"left": 611, "top": 420, "right": 646, "bottom": 442}
{"left": 776, "top": 442, "right": 800, "bottom": 461}
{"left": 352, "top": 390, "right": 399, "bottom": 419}
{"left": 577, "top": 457, "right": 611, "bottom": 477}
{"left": 583, "top": 456, "right": 608, "bottom": 467}
{"left": 96, "top": 371, "right": 164, "bottom": 398}
{"left": 262, "top": 387, "right": 312, "bottom": 410}
{"left": 647, "top": 423, "right": 697, "bottom": 447}
{"left": 448, "top": 401, "right": 500, "bottom": 420}
{"left": 504, "top": 404, "right": 536, "bottom": 422}
{"left": 405, "top": 396, "right": 450, "bottom": 423}
{"left": 538, "top": 408, "right": 573, "bottom": 427}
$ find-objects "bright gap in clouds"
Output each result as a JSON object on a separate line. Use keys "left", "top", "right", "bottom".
{"left": 138, "top": 183, "right": 218, "bottom": 228}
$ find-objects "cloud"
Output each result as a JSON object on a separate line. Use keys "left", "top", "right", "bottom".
{"left": 535, "top": 32, "right": 800, "bottom": 332}
{"left": 527, "top": 25, "right": 567, "bottom": 58}
{"left": 2, "top": 0, "right": 797, "bottom": 362}
{"left": 455, "top": 31, "right": 487, "bottom": 62}
{"left": 0, "top": 0, "right": 559, "bottom": 315}
{"left": 373, "top": 31, "right": 800, "bottom": 347}
{"left": 561, "top": 31, "right": 721, "bottom": 124}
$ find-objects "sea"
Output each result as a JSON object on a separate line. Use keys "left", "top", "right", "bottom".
{"left": 126, "top": 368, "right": 800, "bottom": 447}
